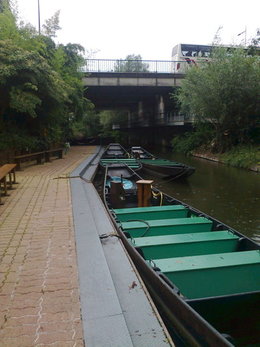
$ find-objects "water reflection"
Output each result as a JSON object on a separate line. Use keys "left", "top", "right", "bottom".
{"left": 144, "top": 148, "right": 260, "bottom": 242}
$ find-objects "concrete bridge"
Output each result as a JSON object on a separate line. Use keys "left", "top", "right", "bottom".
{"left": 82, "top": 59, "right": 190, "bottom": 129}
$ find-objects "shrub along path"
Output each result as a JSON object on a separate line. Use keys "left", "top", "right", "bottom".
{"left": 0, "top": 146, "right": 96, "bottom": 346}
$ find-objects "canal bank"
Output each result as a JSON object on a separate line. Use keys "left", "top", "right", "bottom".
{"left": 192, "top": 151, "right": 260, "bottom": 173}
{"left": 0, "top": 145, "right": 172, "bottom": 346}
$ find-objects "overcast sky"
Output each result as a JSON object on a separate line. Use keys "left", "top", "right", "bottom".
{"left": 16, "top": 0, "right": 259, "bottom": 60}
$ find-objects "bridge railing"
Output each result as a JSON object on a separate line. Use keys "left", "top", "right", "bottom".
{"left": 82, "top": 59, "right": 185, "bottom": 74}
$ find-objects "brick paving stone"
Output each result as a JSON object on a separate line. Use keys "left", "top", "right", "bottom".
{"left": 0, "top": 146, "right": 96, "bottom": 346}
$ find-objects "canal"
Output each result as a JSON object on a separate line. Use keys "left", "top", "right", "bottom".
{"left": 143, "top": 148, "right": 260, "bottom": 244}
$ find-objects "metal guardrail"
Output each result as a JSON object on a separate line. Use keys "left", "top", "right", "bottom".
{"left": 111, "top": 113, "right": 195, "bottom": 129}
{"left": 81, "top": 59, "right": 186, "bottom": 74}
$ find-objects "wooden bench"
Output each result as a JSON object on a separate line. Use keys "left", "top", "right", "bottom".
{"left": 0, "top": 164, "right": 17, "bottom": 204}
{"left": 44, "top": 148, "right": 63, "bottom": 162}
{"left": 14, "top": 151, "right": 45, "bottom": 171}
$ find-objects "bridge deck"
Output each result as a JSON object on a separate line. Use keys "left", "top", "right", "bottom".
{"left": 83, "top": 71, "right": 183, "bottom": 87}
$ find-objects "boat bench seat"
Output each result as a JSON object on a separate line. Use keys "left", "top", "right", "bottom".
{"left": 121, "top": 217, "right": 213, "bottom": 238}
{"left": 101, "top": 159, "right": 136, "bottom": 162}
{"left": 153, "top": 250, "right": 260, "bottom": 299}
{"left": 141, "top": 159, "right": 180, "bottom": 166}
{"left": 132, "top": 230, "right": 239, "bottom": 259}
{"left": 114, "top": 204, "right": 188, "bottom": 222}
{"left": 100, "top": 159, "right": 140, "bottom": 169}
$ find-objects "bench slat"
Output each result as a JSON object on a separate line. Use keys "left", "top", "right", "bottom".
{"left": 121, "top": 217, "right": 213, "bottom": 237}
{"left": 0, "top": 163, "right": 17, "bottom": 204}
{"left": 114, "top": 205, "right": 188, "bottom": 222}
{"left": 133, "top": 231, "right": 238, "bottom": 259}
{"left": 0, "top": 164, "right": 17, "bottom": 180}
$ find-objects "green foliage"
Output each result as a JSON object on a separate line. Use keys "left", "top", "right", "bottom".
{"left": 99, "top": 110, "right": 128, "bottom": 130}
{"left": 10, "top": 88, "right": 41, "bottom": 117}
{"left": 177, "top": 47, "right": 260, "bottom": 152}
{"left": 71, "top": 111, "right": 100, "bottom": 140}
{"left": 171, "top": 124, "right": 214, "bottom": 154}
{"left": 0, "top": 6, "right": 91, "bottom": 152}
{"left": 248, "top": 29, "right": 260, "bottom": 54}
{"left": 220, "top": 146, "right": 260, "bottom": 169}
{"left": 0, "top": 128, "right": 42, "bottom": 151}
{"left": 115, "top": 54, "right": 149, "bottom": 72}
{"left": 98, "top": 110, "right": 128, "bottom": 141}
{"left": 0, "top": 2, "right": 18, "bottom": 40}
{"left": 42, "top": 11, "right": 61, "bottom": 38}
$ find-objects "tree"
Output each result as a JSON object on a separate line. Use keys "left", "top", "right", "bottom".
{"left": 248, "top": 29, "right": 260, "bottom": 55}
{"left": 115, "top": 54, "right": 149, "bottom": 72}
{"left": 42, "top": 10, "right": 61, "bottom": 38}
{"left": 177, "top": 47, "right": 260, "bottom": 152}
{"left": 0, "top": 0, "right": 10, "bottom": 12}
{"left": 0, "top": 5, "right": 91, "bottom": 151}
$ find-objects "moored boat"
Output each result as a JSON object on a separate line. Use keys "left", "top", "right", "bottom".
{"left": 100, "top": 143, "right": 142, "bottom": 171}
{"left": 102, "top": 143, "right": 128, "bottom": 159}
{"left": 98, "top": 163, "right": 260, "bottom": 346}
{"left": 130, "top": 146, "right": 195, "bottom": 179}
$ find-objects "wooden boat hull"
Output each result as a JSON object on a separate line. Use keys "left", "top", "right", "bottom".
{"left": 102, "top": 143, "right": 128, "bottom": 159}
{"left": 98, "top": 164, "right": 260, "bottom": 346}
{"left": 141, "top": 160, "right": 195, "bottom": 178}
{"left": 130, "top": 146, "right": 195, "bottom": 179}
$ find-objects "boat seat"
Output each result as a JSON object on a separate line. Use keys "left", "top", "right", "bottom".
{"left": 121, "top": 217, "right": 213, "bottom": 238}
{"left": 114, "top": 205, "right": 189, "bottom": 222}
{"left": 101, "top": 159, "right": 140, "bottom": 169}
{"left": 152, "top": 250, "right": 260, "bottom": 299}
{"left": 132, "top": 231, "right": 239, "bottom": 259}
{"left": 101, "top": 159, "right": 136, "bottom": 162}
{"left": 141, "top": 159, "right": 180, "bottom": 166}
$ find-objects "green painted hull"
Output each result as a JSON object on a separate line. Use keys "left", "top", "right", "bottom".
{"left": 111, "top": 203, "right": 260, "bottom": 345}
{"left": 154, "top": 250, "right": 260, "bottom": 299}
{"left": 101, "top": 162, "right": 260, "bottom": 345}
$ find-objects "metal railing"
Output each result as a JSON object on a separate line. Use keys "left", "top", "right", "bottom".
{"left": 117, "top": 113, "right": 195, "bottom": 128}
{"left": 81, "top": 59, "right": 187, "bottom": 74}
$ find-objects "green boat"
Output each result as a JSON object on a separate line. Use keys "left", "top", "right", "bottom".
{"left": 100, "top": 143, "right": 142, "bottom": 171}
{"left": 130, "top": 146, "right": 195, "bottom": 179}
{"left": 102, "top": 143, "right": 129, "bottom": 159}
{"left": 100, "top": 164, "right": 260, "bottom": 346}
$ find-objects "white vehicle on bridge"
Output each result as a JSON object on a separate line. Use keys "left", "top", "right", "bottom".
{"left": 172, "top": 43, "right": 212, "bottom": 73}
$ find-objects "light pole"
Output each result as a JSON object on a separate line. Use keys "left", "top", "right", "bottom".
{"left": 37, "top": 0, "right": 41, "bottom": 34}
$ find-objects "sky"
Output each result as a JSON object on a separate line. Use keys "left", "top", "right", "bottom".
{"left": 16, "top": 0, "right": 260, "bottom": 60}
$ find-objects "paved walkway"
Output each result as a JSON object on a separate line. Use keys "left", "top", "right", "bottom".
{"left": 0, "top": 146, "right": 96, "bottom": 347}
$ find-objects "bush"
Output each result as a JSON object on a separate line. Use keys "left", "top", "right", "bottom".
{"left": 220, "top": 146, "right": 260, "bottom": 169}
{"left": 171, "top": 124, "right": 214, "bottom": 154}
{"left": 0, "top": 132, "right": 37, "bottom": 152}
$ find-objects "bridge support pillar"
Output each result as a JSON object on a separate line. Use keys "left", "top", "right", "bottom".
{"left": 127, "top": 110, "right": 131, "bottom": 128}
{"left": 156, "top": 95, "right": 165, "bottom": 121}
{"left": 138, "top": 101, "right": 143, "bottom": 121}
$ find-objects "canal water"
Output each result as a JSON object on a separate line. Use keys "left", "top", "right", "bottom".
{"left": 143, "top": 148, "right": 260, "bottom": 243}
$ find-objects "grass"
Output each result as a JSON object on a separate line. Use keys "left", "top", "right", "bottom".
{"left": 219, "top": 146, "right": 260, "bottom": 169}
